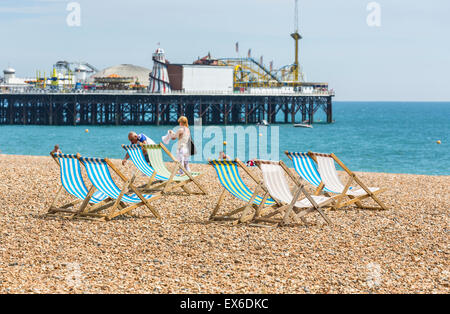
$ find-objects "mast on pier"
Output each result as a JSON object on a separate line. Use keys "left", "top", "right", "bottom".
{"left": 291, "top": 0, "right": 302, "bottom": 83}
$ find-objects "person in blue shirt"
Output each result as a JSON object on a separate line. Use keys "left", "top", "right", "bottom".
{"left": 122, "top": 131, "right": 155, "bottom": 165}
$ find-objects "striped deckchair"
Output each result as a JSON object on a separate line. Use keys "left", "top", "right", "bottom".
{"left": 208, "top": 158, "right": 278, "bottom": 223}
{"left": 285, "top": 151, "right": 334, "bottom": 195}
{"left": 308, "top": 152, "right": 388, "bottom": 210}
{"left": 255, "top": 160, "right": 333, "bottom": 226}
{"left": 122, "top": 144, "right": 169, "bottom": 190}
{"left": 47, "top": 153, "right": 112, "bottom": 219}
{"left": 78, "top": 156, "right": 162, "bottom": 220}
{"left": 141, "top": 143, "right": 207, "bottom": 195}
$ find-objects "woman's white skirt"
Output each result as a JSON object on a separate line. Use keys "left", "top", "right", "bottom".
{"left": 176, "top": 145, "right": 190, "bottom": 163}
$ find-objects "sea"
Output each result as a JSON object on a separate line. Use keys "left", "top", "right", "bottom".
{"left": 0, "top": 102, "right": 448, "bottom": 176}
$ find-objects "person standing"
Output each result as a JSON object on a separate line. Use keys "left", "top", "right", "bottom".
{"left": 168, "top": 116, "right": 191, "bottom": 174}
{"left": 122, "top": 131, "right": 155, "bottom": 165}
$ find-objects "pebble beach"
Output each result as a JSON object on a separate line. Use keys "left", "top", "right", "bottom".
{"left": 0, "top": 154, "right": 448, "bottom": 294}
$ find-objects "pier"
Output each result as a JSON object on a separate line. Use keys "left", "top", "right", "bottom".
{"left": 0, "top": 91, "right": 334, "bottom": 125}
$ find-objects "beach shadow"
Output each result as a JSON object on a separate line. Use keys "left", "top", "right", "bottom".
{"left": 177, "top": 218, "right": 321, "bottom": 229}
{"left": 33, "top": 212, "right": 159, "bottom": 223}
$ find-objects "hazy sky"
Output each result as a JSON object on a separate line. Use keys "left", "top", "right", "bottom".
{"left": 1, "top": 0, "right": 449, "bottom": 101}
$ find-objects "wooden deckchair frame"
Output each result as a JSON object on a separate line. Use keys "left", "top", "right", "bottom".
{"left": 47, "top": 153, "right": 115, "bottom": 220}
{"left": 254, "top": 160, "right": 333, "bottom": 226}
{"left": 208, "top": 158, "right": 280, "bottom": 224}
{"left": 307, "top": 152, "right": 388, "bottom": 210}
{"left": 78, "top": 156, "right": 163, "bottom": 221}
{"left": 141, "top": 143, "right": 208, "bottom": 195}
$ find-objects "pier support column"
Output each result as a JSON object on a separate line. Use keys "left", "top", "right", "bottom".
{"left": 115, "top": 102, "right": 120, "bottom": 126}
{"left": 308, "top": 98, "right": 314, "bottom": 124}
{"left": 267, "top": 99, "right": 273, "bottom": 124}
{"left": 49, "top": 101, "right": 53, "bottom": 125}
{"left": 291, "top": 99, "right": 296, "bottom": 124}
{"left": 301, "top": 98, "right": 306, "bottom": 123}
{"left": 187, "top": 103, "right": 194, "bottom": 125}
{"left": 72, "top": 102, "right": 77, "bottom": 126}
{"left": 327, "top": 97, "right": 333, "bottom": 123}
{"left": 245, "top": 100, "right": 248, "bottom": 124}
{"left": 155, "top": 102, "right": 160, "bottom": 126}
{"left": 284, "top": 101, "right": 288, "bottom": 123}
{"left": 91, "top": 102, "right": 97, "bottom": 125}
{"left": 231, "top": 101, "right": 239, "bottom": 124}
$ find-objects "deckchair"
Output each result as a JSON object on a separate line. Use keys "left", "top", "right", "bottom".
{"left": 141, "top": 143, "right": 207, "bottom": 195}
{"left": 47, "top": 153, "right": 113, "bottom": 219}
{"left": 208, "top": 159, "right": 278, "bottom": 223}
{"left": 254, "top": 160, "right": 333, "bottom": 226}
{"left": 78, "top": 156, "right": 162, "bottom": 220}
{"left": 307, "top": 152, "right": 388, "bottom": 210}
{"left": 122, "top": 144, "right": 171, "bottom": 190}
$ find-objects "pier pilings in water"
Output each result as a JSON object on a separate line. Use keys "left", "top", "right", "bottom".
{"left": 0, "top": 93, "right": 333, "bottom": 125}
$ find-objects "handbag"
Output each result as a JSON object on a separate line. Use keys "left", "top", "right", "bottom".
{"left": 189, "top": 137, "right": 197, "bottom": 155}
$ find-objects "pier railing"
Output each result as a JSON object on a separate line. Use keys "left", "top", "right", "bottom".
{"left": 0, "top": 89, "right": 335, "bottom": 97}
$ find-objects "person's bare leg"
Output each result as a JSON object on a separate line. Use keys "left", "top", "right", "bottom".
{"left": 184, "top": 160, "right": 191, "bottom": 173}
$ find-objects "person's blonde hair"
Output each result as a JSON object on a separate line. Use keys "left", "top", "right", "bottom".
{"left": 178, "top": 116, "right": 188, "bottom": 127}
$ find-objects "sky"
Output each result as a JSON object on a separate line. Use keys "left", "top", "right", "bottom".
{"left": 1, "top": 0, "right": 449, "bottom": 101}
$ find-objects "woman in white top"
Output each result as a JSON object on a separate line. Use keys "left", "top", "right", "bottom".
{"left": 169, "top": 116, "right": 191, "bottom": 174}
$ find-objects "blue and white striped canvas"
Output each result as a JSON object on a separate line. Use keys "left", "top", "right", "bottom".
{"left": 210, "top": 160, "right": 275, "bottom": 206}
{"left": 122, "top": 144, "right": 167, "bottom": 181}
{"left": 286, "top": 152, "right": 336, "bottom": 193}
{"left": 79, "top": 157, "right": 155, "bottom": 204}
{"left": 55, "top": 154, "right": 108, "bottom": 204}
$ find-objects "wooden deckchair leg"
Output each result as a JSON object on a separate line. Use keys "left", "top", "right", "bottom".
{"left": 254, "top": 192, "right": 270, "bottom": 220}
{"left": 210, "top": 188, "right": 227, "bottom": 220}
{"left": 175, "top": 160, "right": 205, "bottom": 191}
{"left": 160, "top": 143, "right": 208, "bottom": 195}
{"left": 282, "top": 186, "right": 303, "bottom": 224}
{"left": 314, "top": 182, "right": 325, "bottom": 196}
{"left": 102, "top": 159, "right": 161, "bottom": 220}
{"left": 337, "top": 189, "right": 386, "bottom": 210}
{"left": 180, "top": 167, "right": 208, "bottom": 195}
{"left": 145, "top": 171, "right": 157, "bottom": 189}
{"left": 107, "top": 201, "right": 142, "bottom": 220}
{"left": 71, "top": 186, "right": 96, "bottom": 219}
{"left": 279, "top": 160, "right": 332, "bottom": 225}
{"left": 348, "top": 195, "right": 364, "bottom": 208}
{"left": 108, "top": 177, "right": 132, "bottom": 218}
{"left": 170, "top": 161, "right": 208, "bottom": 195}
{"left": 353, "top": 178, "right": 388, "bottom": 210}
{"left": 129, "top": 186, "right": 161, "bottom": 219}
{"left": 240, "top": 205, "right": 261, "bottom": 223}
{"left": 163, "top": 165, "right": 179, "bottom": 193}
{"left": 239, "top": 184, "right": 262, "bottom": 223}
{"left": 300, "top": 186, "right": 333, "bottom": 225}
{"left": 48, "top": 185, "right": 64, "bottom": 213}
{"left": 85, "top": 200, "right": 115, "bottom": 214}
{"left": 331, "top": 153, "right": 388, "bottom": 210}
{"left": 159, "top": 180, "right": 188, "bottom": 194}
{"left": 335, "top": 176, "right": 353, "bottom": 209}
